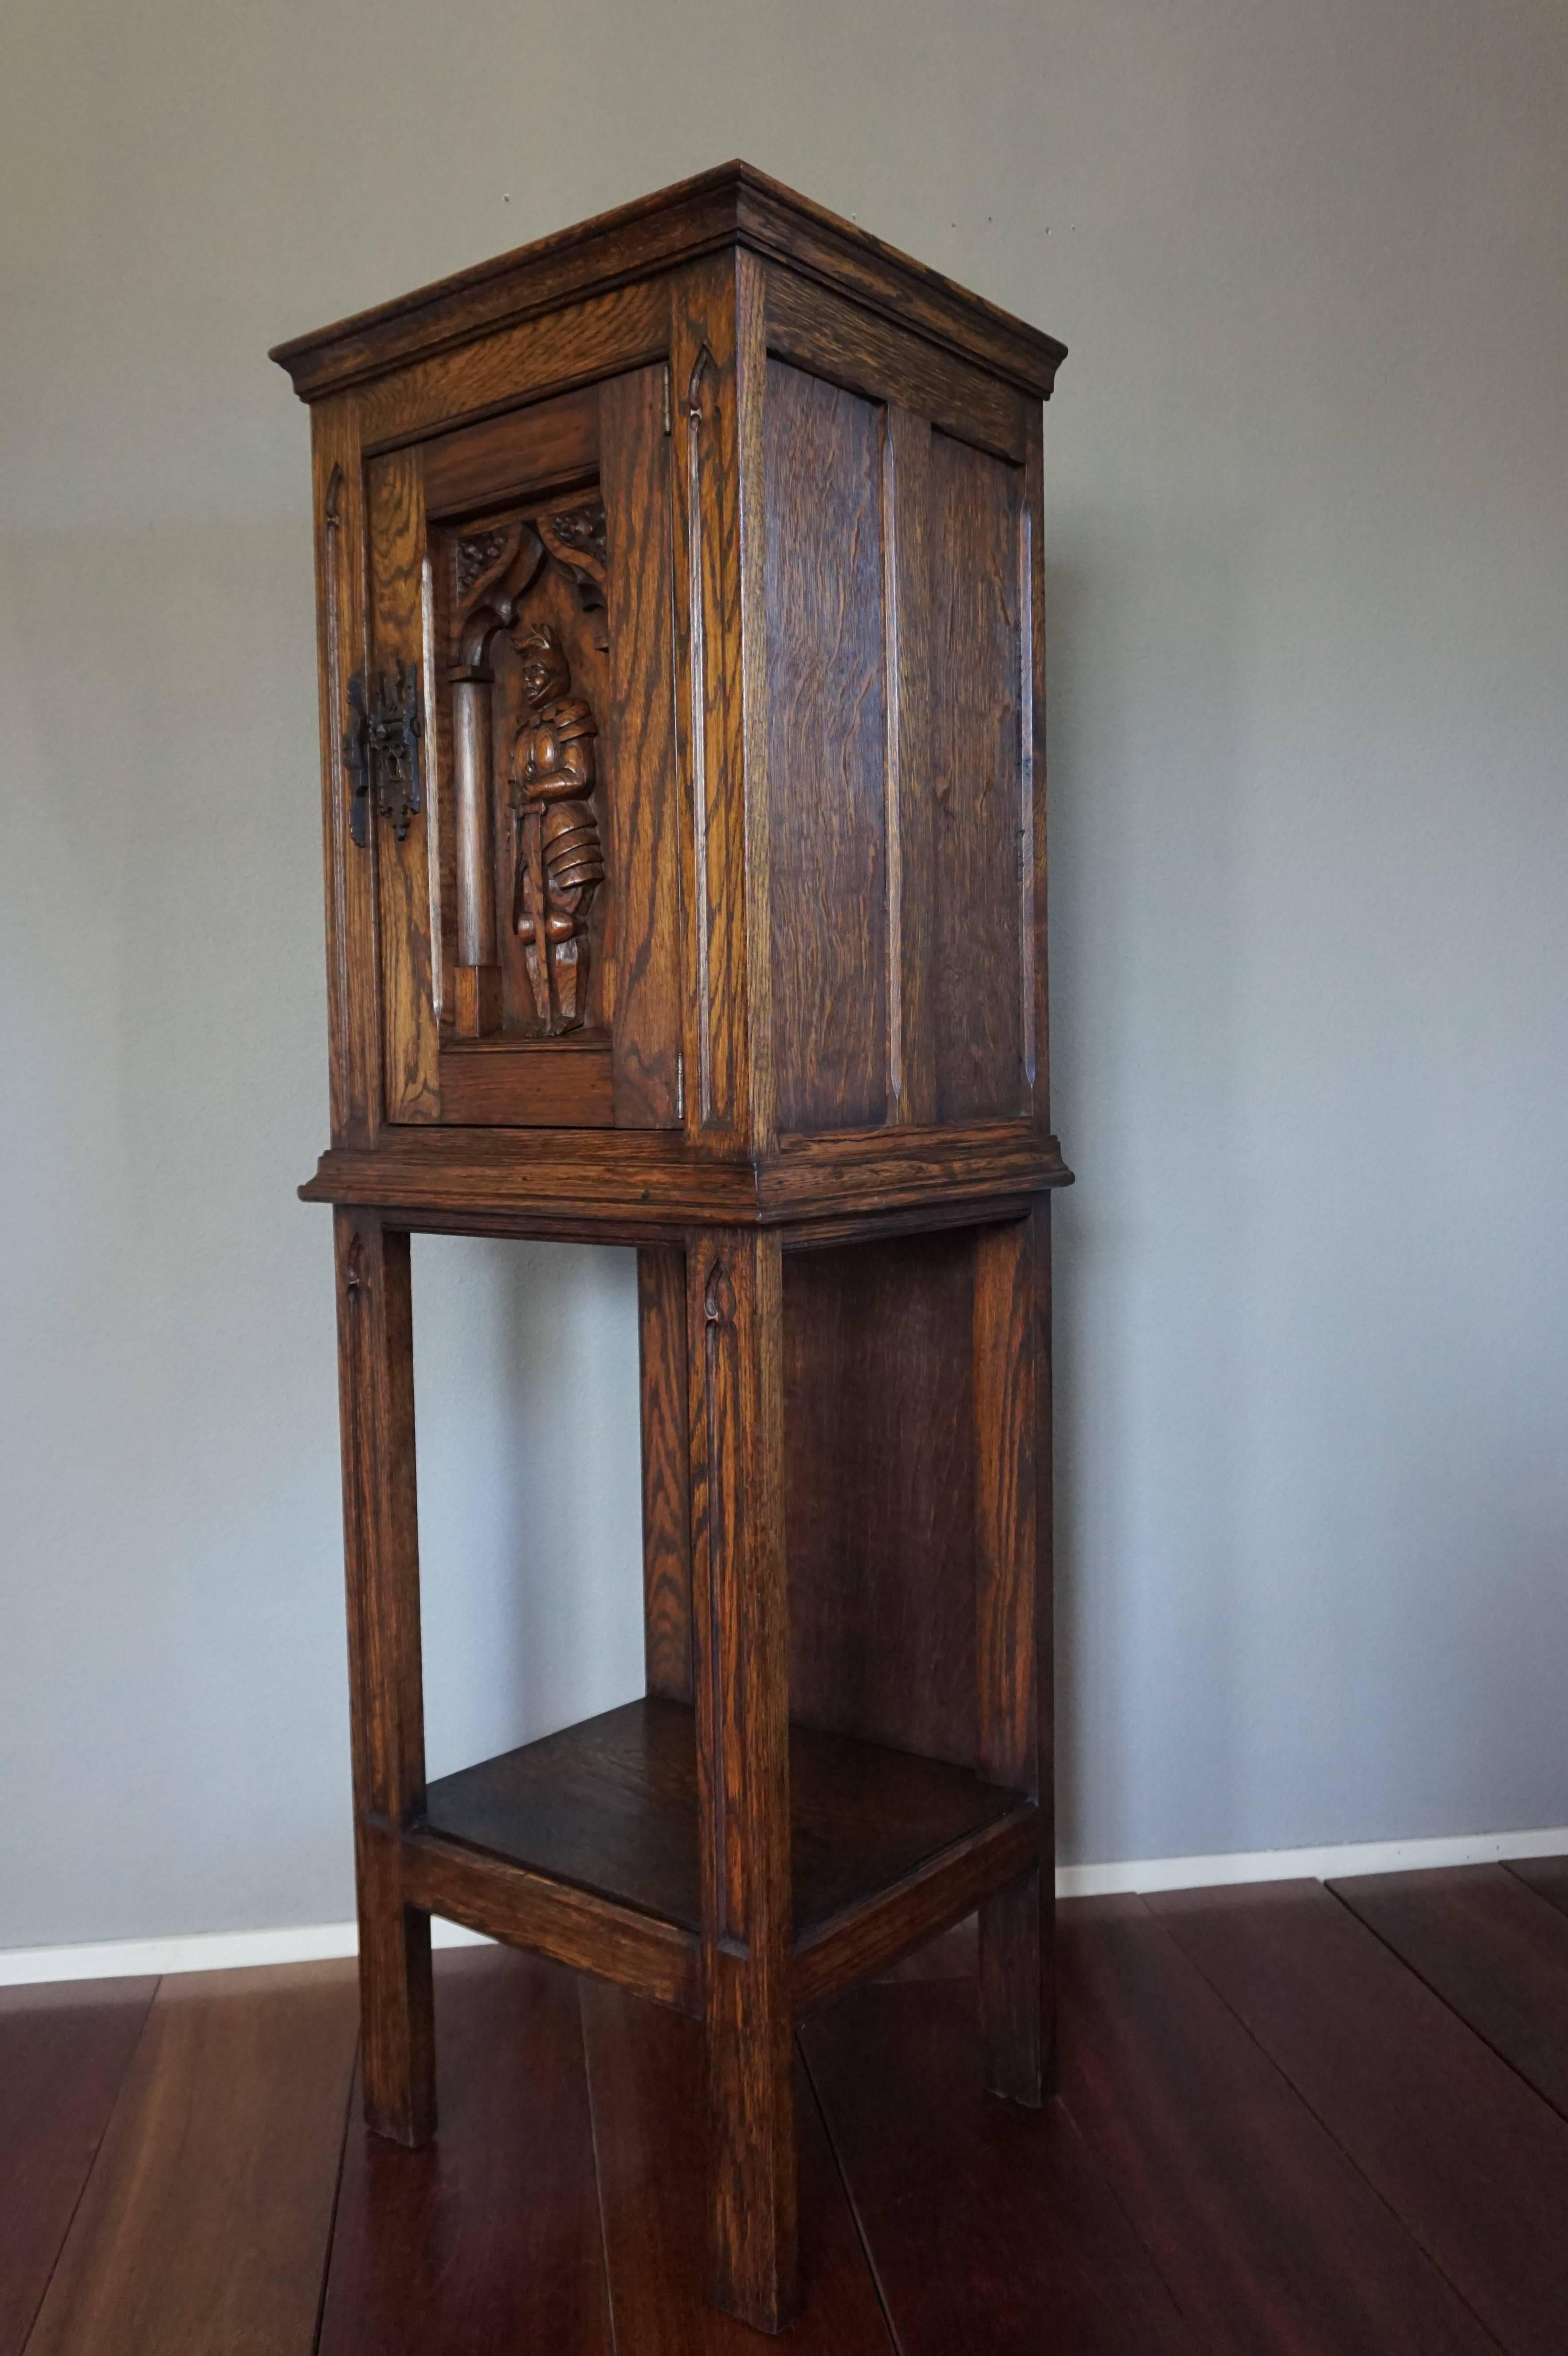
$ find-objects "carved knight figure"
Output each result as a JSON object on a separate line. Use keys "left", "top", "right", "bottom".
{"left": 509, "top": 623, "right": 604, "bottom": 1032}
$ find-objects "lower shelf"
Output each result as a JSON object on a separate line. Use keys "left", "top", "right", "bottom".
{"left": 404, "top": 1698, "right": 1038, "bottom": 2015}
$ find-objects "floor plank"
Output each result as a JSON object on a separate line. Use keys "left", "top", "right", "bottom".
{"left": 24, "top": 1960, "right": 358, "bottom": 2356}
{"left": 1505, "top": 1854, "right": 1568, "bottom": 1925}
{"left": 580, "top": 1978, "right": 891, "bottom": 2354}
{"left": 1150, "top": 1878, "right": 1568, "bottom": 2356}
{"left": 318, "top": 1946, "right": 612, "bottom": 2355}
{"left": 1057, "top": 1895, "right": 1496, "bottom": 2356}
{"left": 802, "top": 1976, "right": 1199, "bottom": 2355}
{"left": 0, "top": 1978, "right": 157, "bottom": 2356}
{"left": 1332, "top": 1863, "right": 1568, "bottom": 2124}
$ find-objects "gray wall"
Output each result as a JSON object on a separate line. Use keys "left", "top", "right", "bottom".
{"left": 2, "top": 0, "right": 1564, "bottom": 1947}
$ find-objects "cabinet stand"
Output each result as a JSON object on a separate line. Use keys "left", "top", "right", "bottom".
{"left": 277, "top": 163, "right": 1071, "bottom": 2333}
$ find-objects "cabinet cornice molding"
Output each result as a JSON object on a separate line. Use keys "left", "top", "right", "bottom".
{"left": 269, "top": 161, "right": 1068, "bottom": 409}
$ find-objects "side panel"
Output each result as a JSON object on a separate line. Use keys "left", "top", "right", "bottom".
{"left": 929, "top": 431, "right": 1028, "bottom": 1123}
{"left": 784, "top": 1232, "right": 977, "bottom": 1767}
{"left": 763, "top": 360, "right": 889, "bottom": 1133}
{"left": 755, "top": 262, "right": 1039, "bottom": 1141}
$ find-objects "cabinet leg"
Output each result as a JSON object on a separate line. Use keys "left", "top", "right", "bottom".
{"left": 334, "top": 1207, "right": 436, "bottom": 2146}
{"left": 980, "top": 1863, "right": 1054, "bottom": 2103}
{"left": 637, "top": 1246, "right": 694, "bottom": 1702}
{"left": 974, "top": 1210, "right": 1054, "bottom": 2106}
{"left": 688, "top": 1231, "right": 799, "bottom": 2333}
{"left": 355, "top": 1828, "right": 436, "bottom": 2143}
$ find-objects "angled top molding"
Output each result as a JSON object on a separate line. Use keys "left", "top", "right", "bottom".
{"left": 269, "top": 160, "right": 1068, "bottom": 406}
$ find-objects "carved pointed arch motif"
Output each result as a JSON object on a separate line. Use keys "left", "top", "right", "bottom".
{"left": 443, "top": 453, "right": 613, "bottom": 1039}
{"left": 452, "top": 500, "right": 609, "bottom": 667}
{"left": 453, "top": 519, "right": 547, "bottom": 669}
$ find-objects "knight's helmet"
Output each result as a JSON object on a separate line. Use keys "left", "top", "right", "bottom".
{"left": 516, "top": 620, "right": 571, "bottom": 707}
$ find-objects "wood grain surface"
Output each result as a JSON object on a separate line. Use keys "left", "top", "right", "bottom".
{"left": 334, "top": 1209, "right": 435, "bottom": 2145}
{"left": 685, "top": 1228, "right": 796, "bottom": 2325}
{"left": 602, "top": 366, "right": 683, "bottom": 1128}
{"left": 419, "top": 1695, "right": 1022, "bottom": 1944}
{"left": 367, "top": 447, "right": 441, "bottom": 1124}
{"left": 301, "top": 1119, "right": 1070, "bottom": 1233}
{"left": 24, "top": 1964, "right": 358, "bottom": 2356}
{"left": 16, "top": 1866, "right": 1568, "bottom": 2350}
{"left": 637, "top": 1245, "right": 694, "bottom": 1700}
{"left": 351, "top": 279, "right": 670, "bottom": 451}
{"left": 1058, "top": 1896, "right": 1497, "bottom": 2355}
{"left": 310, "top": 397, "right": 380, "bottom": 1146}
{"left": 270, "top": 163, "right": 1066, "bottom": 408}
{"left": 0, "top": 1978, "right": 157, "bottom": 2356}
{"left": 670, "top": 255, "right": 752, "bottom": 1141}
{"left": 792, "top": 1810, "right": 1038, "bottom": 2016}
{"left": 433, "top": 1035, "right": 614, "bottom": 1126}
{"left": 882, "top": 401, "right": 937, "bottom": 1124}
{"left": 1505, "top": 1852, "right": 1568, "bottom": 1925}
{"left": 763, "top": 263, "right": 1030, "bottom": 463}
{"left": 763, "top": 357, "right": 888, "bottom": 1133}
{"left": 419, "top": 383, "right": 600, "bottom": 518}
{"left": 318, "top": 1947, "right": 612, "bottom": 2355}
{"left": 784, "top": 1230, "right": 976, "bottom": 1765}
{"left": 929, "top": 430, "right": 1026, "bottom": 1122}
{"left": 396, "top": 1823, "right": 700, "bottom": 2018}
{"left": 1331, "top": 1862, "right": 1568, "bottom": 2124}
{"left": 973, "top": 1213, "right": 1050, "bottom": 2102}
{"left": 803, "top": 1976, "right": 1200, "bottom": 2355}
{"left": 581, "top": 1978, "right": 889, "bottom": 2355}
{"left": 1151, "top": 1877, "right": 1568, "bottom": 2356}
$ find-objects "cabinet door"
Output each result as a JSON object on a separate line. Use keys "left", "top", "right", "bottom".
{"left": 363, "top": 365, "right": 682, "bottom": 1128}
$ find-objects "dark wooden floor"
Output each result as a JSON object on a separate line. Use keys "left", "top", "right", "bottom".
{"left": 7, "top": 1860, "right": 1568, "bottom": 2353}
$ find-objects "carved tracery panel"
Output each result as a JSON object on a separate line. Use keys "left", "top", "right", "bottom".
{"left": 439, "top": 496, "right": 612, "bottom": 1038}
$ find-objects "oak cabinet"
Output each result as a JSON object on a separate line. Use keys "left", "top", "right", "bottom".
{"left": 274, "top": 162, "right": 1069, "bottom": 2334}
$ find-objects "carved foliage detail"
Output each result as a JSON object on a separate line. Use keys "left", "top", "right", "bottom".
{"left": 455, "top": 526, "right": 510, "bottom": 600}
{"left": 508, "top": 623, "right": 603, "bottom": 1034}
{"left": 451, "top": 500, "right": 610, "bottom": 666}
{"left": 538, "top": 503, "right": 609, "bottom": 647}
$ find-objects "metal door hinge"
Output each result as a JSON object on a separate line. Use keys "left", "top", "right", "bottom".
{"left": 344, "top": 663, "right": 423, "bottom": 847}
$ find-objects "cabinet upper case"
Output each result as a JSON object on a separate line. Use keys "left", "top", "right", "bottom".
{"left": 273, "top": 163, "right": 1070, "bottom": 1229}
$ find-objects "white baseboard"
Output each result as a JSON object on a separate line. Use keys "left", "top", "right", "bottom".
{"left": 4, "top": 1821, "right": 1564, "bottom": 1988}
{"left": 1054, "top": 1820, "right": 1568, "bottom": 1898}
{"left": 0, "top": 1914, "right": 492, "bottom": 1989}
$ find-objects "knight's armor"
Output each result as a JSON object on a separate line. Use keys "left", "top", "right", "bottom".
{"left": 509, "top": 627, "right": 603, "bottom": 1030}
